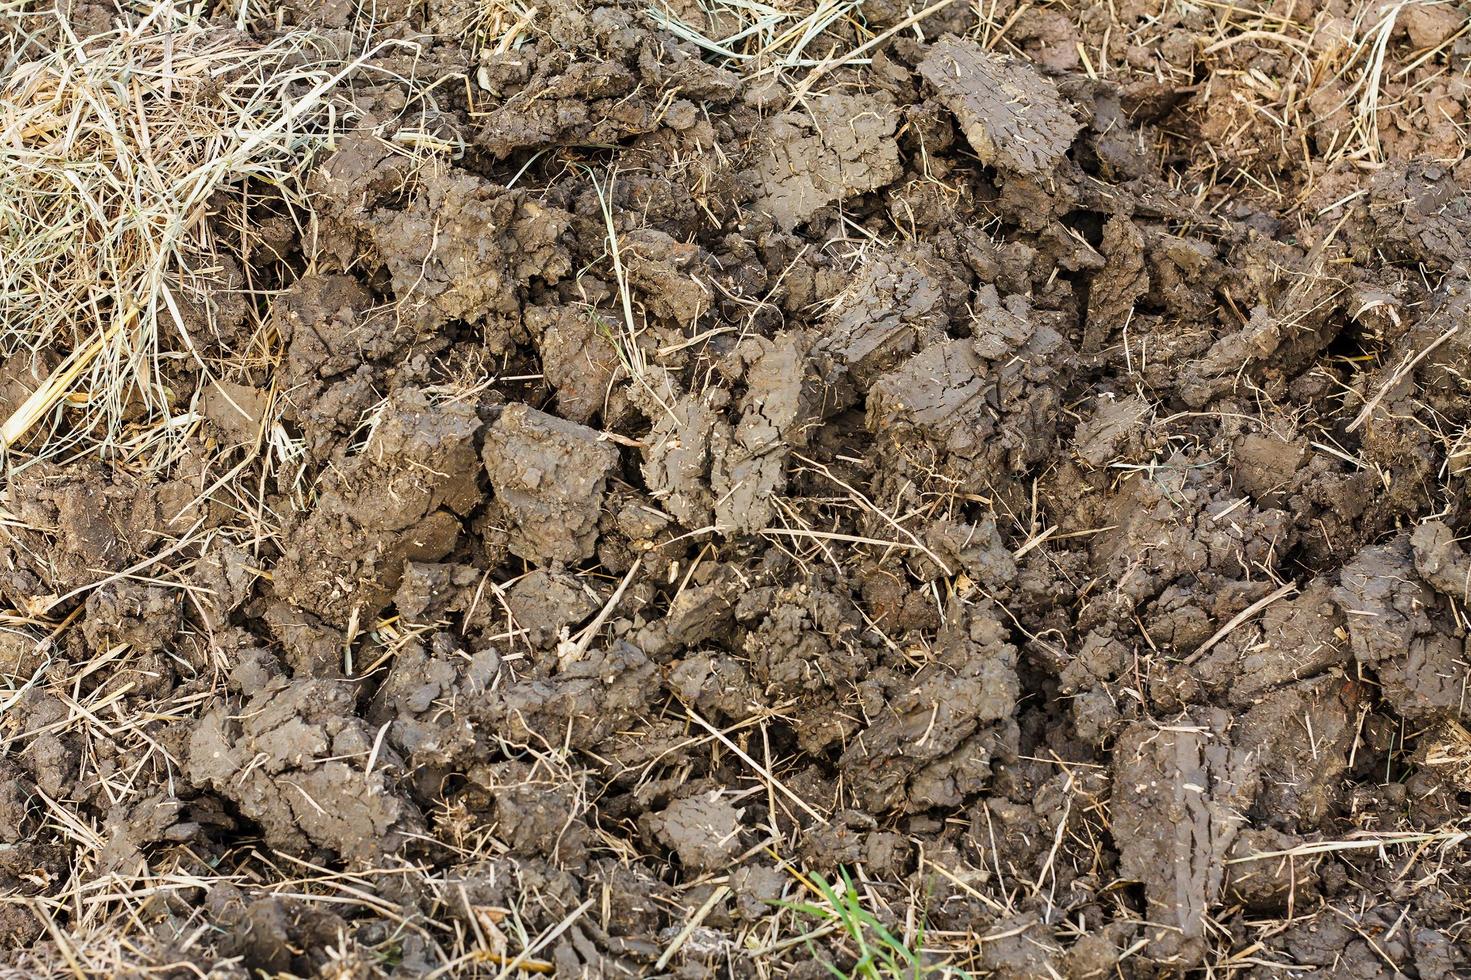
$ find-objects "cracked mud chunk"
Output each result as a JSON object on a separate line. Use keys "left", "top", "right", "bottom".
{"left": 644, "top": 792, "right": 745, "bottom": 872}
{"left": 732, "top": 331, "right": 833, "bottom": 455}
{"left": 798, "top": 812, "right": 912, "bottom": 879}
{"left": 866, "top": 339, "right": 987, "bottom": 454}
{"left": 866, "top": 292, "right": 1071, "bottom": 485}
{"left": 1266, "top": 905, "right": 1457, "bottom": 980}
{"left": 666, "top": 652, "right": 761, "bottom": 721}
{"left": 0, "top": 463, "right": 205, "bottom": 599}
{"left": 1222, "top": 828, "right": 1323, "bottom": 913}
{"left": 1366, "top": 161, "right": 1471, "bottom": 269}
{"left": 1236, "top": 676, "right": 1359, "bottom": 830}
{"left": 1111, "top": 712, "right": 1255, "bottom": 966}
{"left": 752, "top": 91, "right": 901, "bottom": 231}
{"left": 373, "top": 173, "right": 572, "bottom": 332}
{"left": 81, "top": 581, "right": 180, "bottom": 658}
{"left": 79, "top": 582, "right": 182, "bottom": 698}
{"left": 473, "top": 641, "right": 657, "bottom": 749}
{"left": 1176, "top": 305, "right": 1310, "bottom": 409}
{"left": 1177, "top": 242, "right": 1345, "bottom": 409}
{"left": 1412, "top": 519, "right": 1471, "bottom": 601}
{"left": 918, "top": 35, "right": 1080, "bottom": 176}
{"left": 1085, "top": 215, "right": 1149, "bottom": 350}
{"left": 865, "top": 294, "right": 1071, "bottom": 482}
{"left": 187, "top": 677, "right": 425, "bottom": 862}
{"left": 1411, "top": 718, "right": 1471, "bottom": 793}
{"left": 200, "top": 380, "right": 268, "bottom": 447}
{"left": 95, "top": 794, "right": 190, "bottom": 876}
{"left": 273, "top": 390, "right": 481, "bottom": 625}
{"left": 531, "top": 305, "right": 622, "bottom": 425}
{"left": 923, "top": 519, "right": 1017, "bottom": 593}
{"left": 1231, "top": 431, "right": 1308, "bottom": 507}
{"left": 393, "top": 561, "right": 482, "bottom": 626}
{"left": 640, "top": 385, "right": 797, "bottom": 535}
{"left": 623, "top": 228, "right": 717, "bottom": 326}
{"left": 744, "top": 587, "right": 872, "bottom": 753}
{"left": 675, "top": 331, "right": 840, "bottom": 533}
{"left": 270, "top": 273, "right": 404, "bottom": 462}
{"left": 311, "top": 138, "right": 572, "bottom": 339}
{"left": 274, "top": 274, "right": 402, "bottom": 379}
{"left": 657, "top": 574, "right": 740, "bottom": 648}
{"left": 1192, "top": 579, "right": 1348, "bottom": 707}
{"left": 815, "top": 244, "right": 963, "bottom": 390}
{"left": 505, "top": 568, "right": 601, "bottom": 649}
{"left": 709, "top": 424, "right": 785, "bottom": 535}
{"left": 974, "top": 913, "right": 1061, "bottom": 979}
{"left": 207, "top": 887, "right": 356, "bottom": 979}
{"left": 641, "top": 392, "right": 722, "bottom": 528}
{"left": 368, "top": 640, "right": 498, "bottom": 792}
{"left": 1086, "top": 454, "right": 1292, "bottom": 615}
{"left": 1072, "top": 394, "right": 1153, "bottom": 468}
{"left": 0, "top": 351, "right": 54, "bottom": 431}
{"left": 1336, "top": 533, "right": 1468, "bottom": 721}
{"left": 840, "top": 602, "right": 1019, "bottom": 812}
{"left": 471, "top": 25, "right": 738, "bottom": 160}
{"left": 373, "top": 175, "right": 567, "bottom": 335}
{"left": 484, "top": 404, "right": 620, "bottom": 565}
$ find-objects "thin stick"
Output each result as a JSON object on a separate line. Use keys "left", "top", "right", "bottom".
{"left": 558, "top": 556, "right": 641, "bottom": 669}
{"left": 28, "top": 900, "right": 86, "bottom": 980}
{"left": 0, "top": 316, "right": 126, "bottom": 449}
{"left": 789, "top": 0, "right": 963, "bottom": 101}
{"left": 760, "top": 527, "right": 937, "bottom": 559}
{"left": 490, "top": 899, "right": 592, "bottom": 980}
{"left": 1347, "top": 320, "right": 1462, "bottom": 433}
{"left": 654, "top": 885, "right": 731, "bottom": 971}
{"left": 1226, "top": 829, "right": 1471, "bottom": 864}
{"left": 793, "top": 453, "right": 954, "bottom": 574}
{"left": 686, "top": 708, "right": 829, "bottom": 825}
{"left": 1185, "top": 580, "right": 1298, "bottom": 664}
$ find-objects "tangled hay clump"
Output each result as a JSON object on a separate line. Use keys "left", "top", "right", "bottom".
{"left": 0, "top": 10, "right": 366, "bottom": 467}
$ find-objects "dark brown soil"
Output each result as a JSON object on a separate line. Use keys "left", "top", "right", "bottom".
{"left": 4, "top": 1, "right": 1471, "bottom": 977}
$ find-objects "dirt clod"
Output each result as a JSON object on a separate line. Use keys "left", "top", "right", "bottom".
{"left": 484, "top": 403, "right": 620, "bottom": 565}
{"left": 187, "top": 676, "right": 424, "bottom": 862}
{"left": 919, "top": 35, "right": 1081, "bottom": 176}
{"left": 753, "top": 91, "right": 902, "bottom": 230}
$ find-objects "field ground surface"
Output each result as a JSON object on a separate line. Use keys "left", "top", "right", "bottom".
{"left": 2, "top": 0, "right": 1471, "bottom": 976}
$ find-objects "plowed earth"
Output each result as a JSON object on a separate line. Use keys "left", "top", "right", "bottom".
{"left": 3, "top": 1, "right": 1471, "bottom": 977}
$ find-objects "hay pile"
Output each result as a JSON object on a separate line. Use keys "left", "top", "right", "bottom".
{"left": 0, "top": 11, "right": 359, "bottom": 465}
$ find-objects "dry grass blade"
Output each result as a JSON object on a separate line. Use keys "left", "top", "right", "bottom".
{"left": 1225, "top": 829, "right": 1471, "bottom": 864}
{"left": 649, "top": 0, "right": 864, "bottom": 70}
{"left": 685, "top": 707, "right": 830, "bottom": 825}
{"left": 788, "top": 0, "right": 964, "bottom": 98}
{"left": 649, "top": 0, "right": 964, "bottom": 84}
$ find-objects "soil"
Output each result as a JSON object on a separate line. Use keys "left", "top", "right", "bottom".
{"left": 4, "top": 1, "right": 1471, "bottom": 977}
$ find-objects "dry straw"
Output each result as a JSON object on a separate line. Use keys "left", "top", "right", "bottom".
{"left": 0, "top": 6, "right": 371, "bottom": 469}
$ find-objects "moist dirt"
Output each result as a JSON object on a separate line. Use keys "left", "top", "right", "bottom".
{"left": 3, "top": 1, "right": 1471, "bottom": 977}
